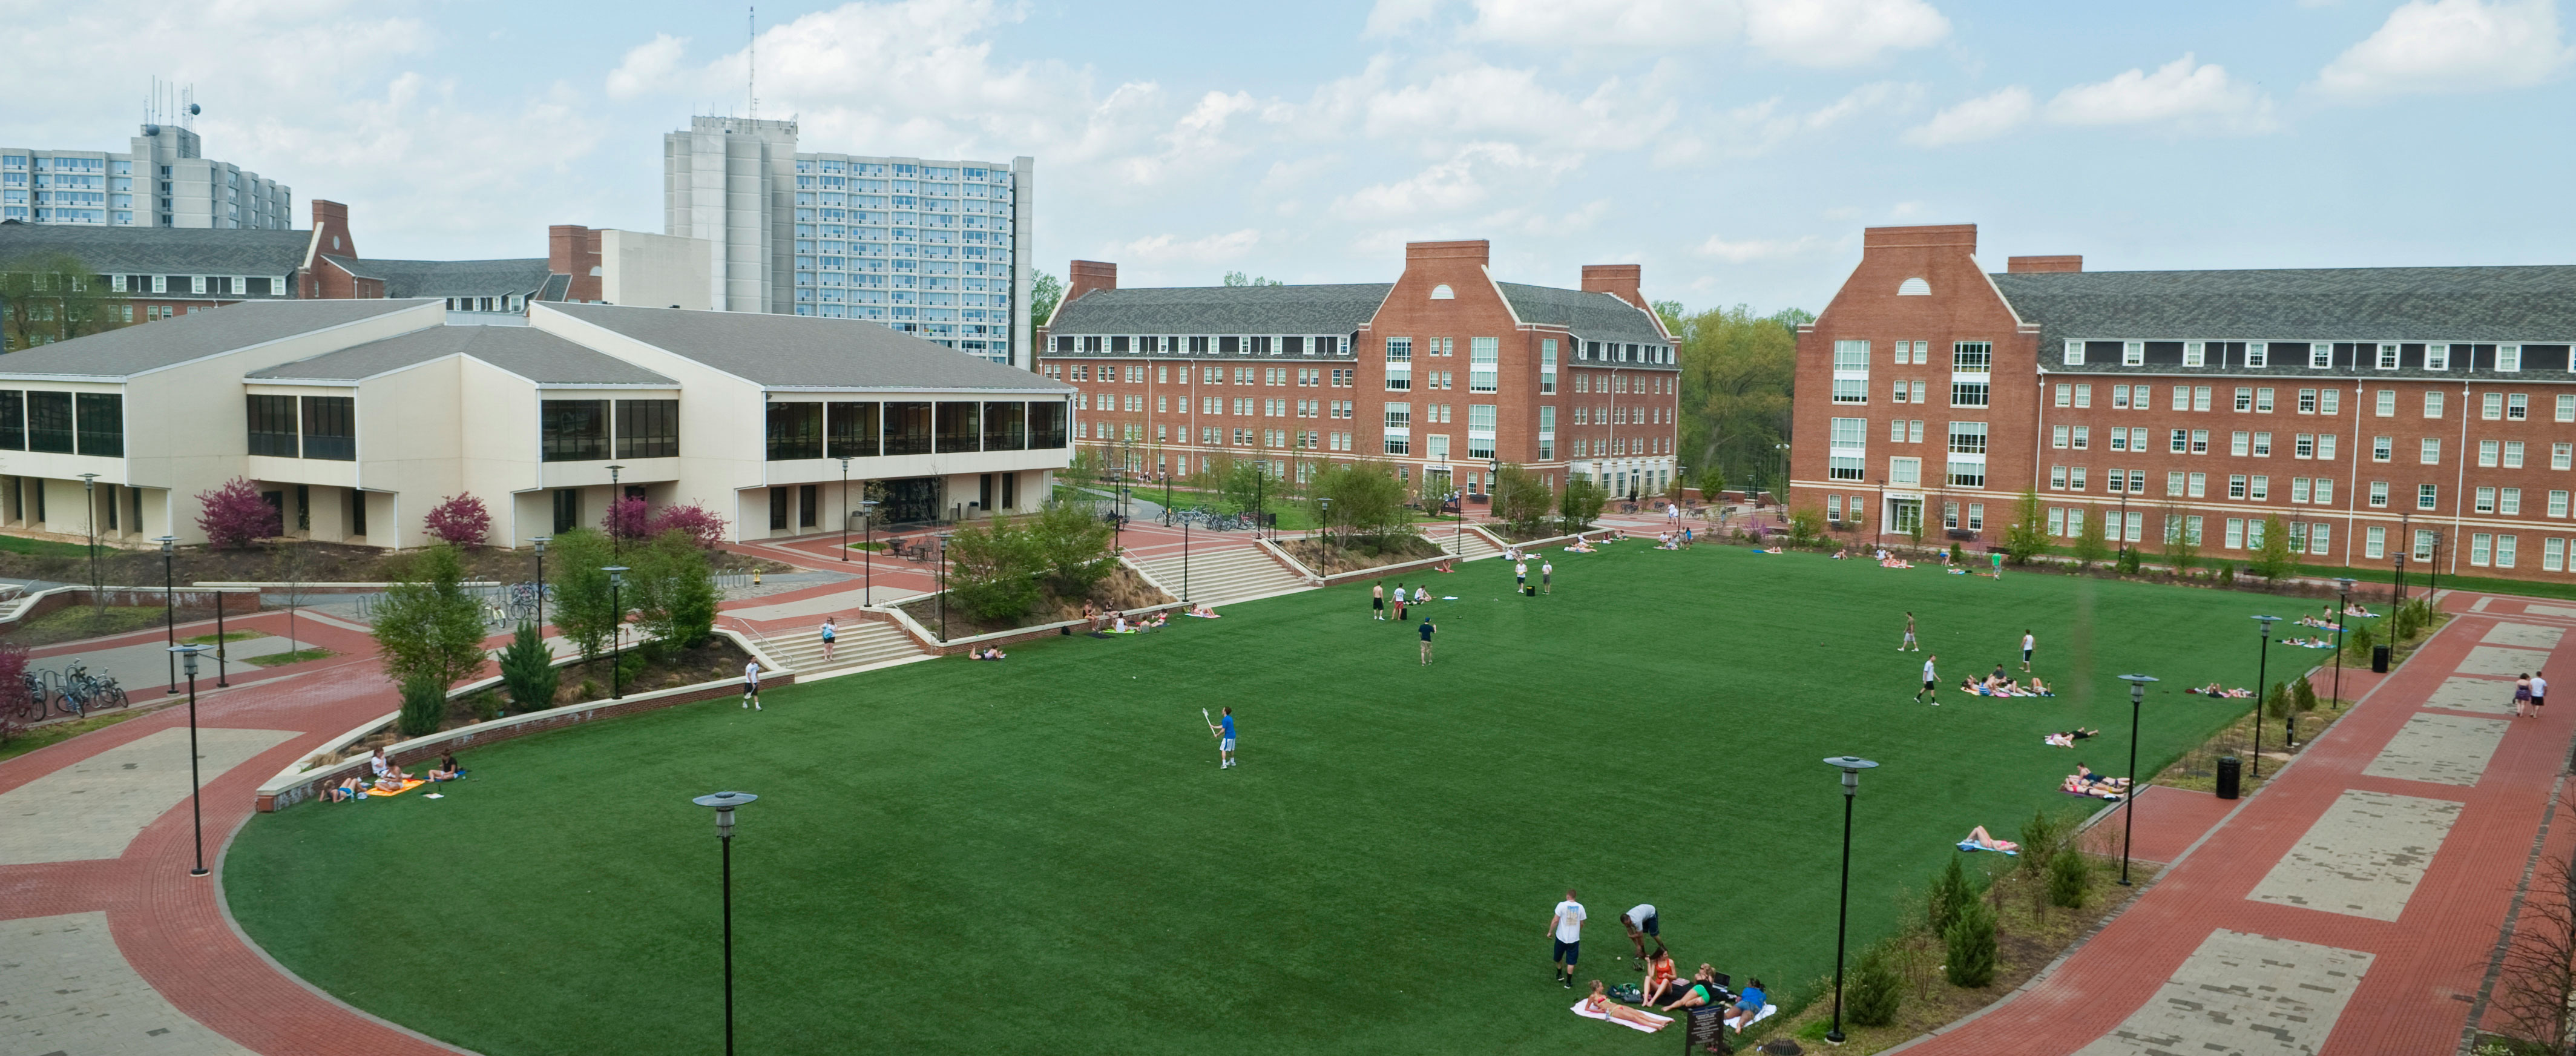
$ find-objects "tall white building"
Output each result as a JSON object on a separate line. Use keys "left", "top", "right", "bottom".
{"left": 662, "top": 116, "right": 1033, "bottom": 369}
{"left": 2, "top": 124, "right": 291, "bottom": 230}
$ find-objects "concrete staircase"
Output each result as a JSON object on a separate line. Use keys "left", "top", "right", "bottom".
{"left": 1136, "top": 546, "right": 1312, "bottom": 605}
{"left": 1436, "top": 526, "right": 1508, "bottom": 561}
{"left": 743, "top": 618, "right": 928, "bottom": 673}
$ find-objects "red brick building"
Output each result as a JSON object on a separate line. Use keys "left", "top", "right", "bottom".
{"left": 1037, "top": 240, "right": 1680, "bottom": 500}
{"left": 1794, "top": 223, "right": 2576, "bottom": 584}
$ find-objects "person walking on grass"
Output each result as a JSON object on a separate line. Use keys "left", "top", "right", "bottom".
{"left": 1916, "top": 654, "right": 1939, "bottom": 707}
{"left": 820, "top": 616, "right": 838, "bottom": 664}
{"left": 1210, "top": 705, "right": 1237, "bottom": 768}
{"left": 1901, "top": 612, "right": 1919, "bottom": 652}
{"left": 1541, "top": 559, "right": 1553, "bottom": 595}
{"left": 2020, "top": 629, "right": 2035, "bottom": 672}
{"left": 1419, "top": 616, "right": 1436, "bottom": 665}
{"left": 742, "top": 659, "right": 763, "bottom": 710}
{"left": 1515, "top": 558, "right": 1530, "bottom": 593}
{"left": 1549, "top": 889, "right": 1586, "bottom": 988}
{"left": 1373, "top": 580, "right": 1386, "bottom": 620}
{"left": 1394, "top": 583, "right": 1408, "bottom": 622}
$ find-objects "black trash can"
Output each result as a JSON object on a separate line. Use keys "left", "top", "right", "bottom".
{"left": 2216, "top": 756, "right": 2242, "bottom": 800}
{"left": 2372, "top": 644, "right": 2391, "bottom": 674}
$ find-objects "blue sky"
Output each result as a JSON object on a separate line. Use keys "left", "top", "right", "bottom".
{"left": 5, "top": 0, "right": 2570, "bottom": 312}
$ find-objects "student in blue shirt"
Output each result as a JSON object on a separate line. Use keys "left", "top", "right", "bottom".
{"left": 1211, "top": 706, "right": 1237, "bottom": 769}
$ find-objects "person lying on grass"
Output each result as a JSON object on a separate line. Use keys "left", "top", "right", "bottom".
{"left": 323, "top": 775, "right": 364, "bottom": 803}
{"left": 2196, "top": 682, "right": 2254, "bottom": 698}
{"left": 1963, "top": 825, "right": 2019, "bottom": 852}
{"left": 1583, "top": 980, "right": 1666, "bottom": 1028}
{"left": 2044, "top": 727, "right": 2101, "bottom": 747}
{"left": 1725, "top": 978, "right": 1770, "bottom": 1032}
{"left": 1655, "top": 965, "right": 1727, "bottom": 1012}
{"left": 1186, "top": 603, "right": 1221, "bottom": 618}
{"left": 970, "top": 647, "right": 1007, "bottom": 660}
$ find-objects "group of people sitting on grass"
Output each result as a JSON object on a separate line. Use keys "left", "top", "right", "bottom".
{"left": 1565, "top": 538, "right": 1598, "bottom": 553}
{"left": 320, "top": 748, "right": 463, "bottom": 803}
{"left": 1655, "top": 529, "right": 1691, "bottom": 550}
{"left": 2296, "top": 615, "right": 2345, "bottom": 633}
{"left": 1586, "top": 951, "right": 1769, "bottom": 1030}
{"left": 2062, "top": 763, "right": 2131, "bottom": 800}
{"left": 1960, "top": 667, "right": 2053, "bottom": 697}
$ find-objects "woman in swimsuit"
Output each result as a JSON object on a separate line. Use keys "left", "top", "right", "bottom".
{"left": 1583, "top": 980, "right": 1666, "bottom": 1028}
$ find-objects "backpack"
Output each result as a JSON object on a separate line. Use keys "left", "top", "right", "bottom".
{"left": 1606, "top": 982, "right": 1644, "bottom": 1004}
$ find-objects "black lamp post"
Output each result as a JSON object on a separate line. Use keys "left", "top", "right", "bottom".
{"left": 171, "top": 643, "right": 212, "bottom": 876}
{"left": 77, "top": 472, "right": 100, "bottom": 604}
{"left": 2117, "top": 490, "right": 2131, "bottom": 567}
{"left": 936, "top": 535, "right": 950, "bottom": 641}
{"left": 2250, "top": 615, "right": 2281, "bottom": 780}
{"left": 212, "top": 585, "right": 229, "bottom": 688}
{"left": 158, "top": 535, "right": 179, "bottom": 693}
{"left": 838, "top": 456, "right": 852, "bottom": 561}
{"left": 2394, "top": 511, "right": 2411, "bottom": 607}
{"left": 1821, "top": 755, "right": 1877, "bottom": 1045}
{"left": 2115, "top": 673, "right": 2157, "bottom": 885}
{"left": 2333, "top": 577, "right": 2356, "bottom": 711}
{"left": 530, "top": 535, "right": 550, "bottom": 630}
{"left": 858, "top": 500, "right": 879, "bottom": 606}
{"left": 606, "top": 464, "right": 626, "bottom": 556}
{"left": 1181, "top": 518, "right": 1192, "bottom": 604}
{"left": 605, "top": 566, "right": 629, "bottom": 699}
{"left": 692, "top": 791, "right": 758, "bottom": 1056}
{"left": 2428, "top": 531, "right": 2444, "bottom": 599}
{"left": 1873, "top": 478, "right": 1886, "bottom": 549}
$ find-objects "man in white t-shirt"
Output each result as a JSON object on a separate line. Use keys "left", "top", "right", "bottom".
{"left": 742, "top": 660, "right": 763, "bottom": 711}
{"left": 2534, "top": 670, "right": 2550, "bottom": 716}
{"left": 1621, "top": 903, "right": 1659, "bottom": 961}
{"left": 1915, "top": 655, "right": 1939, "bottom": 707}
{"left": 1547, "top": 889, "right": 1586, "bottom": 989}
{"left": 2020, "top": 630, "right": 2036, "bottom": 672}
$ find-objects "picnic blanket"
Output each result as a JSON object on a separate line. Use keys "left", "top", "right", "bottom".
{"left": 1570, "top": 1000, "right": 1672, "bottom": 1033}
{"left": 1734, "top": 1003, "right": 1779, "bottom": 1028}
{"left": 1958, "top": 840, "right": 2018, "bottom": 856}
{"left": 366, "top": 778, "right": 429, "bottom": 798}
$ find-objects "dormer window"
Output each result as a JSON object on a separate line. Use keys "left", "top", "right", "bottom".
{"left": 1897, "top": 277, "right": 1930, "bottom": 296}
{"left": 1429, "top": 284, "right": 1454, "bottom": 300}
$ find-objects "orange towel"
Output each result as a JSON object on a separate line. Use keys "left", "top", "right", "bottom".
{"left": 366, "top": 778, "right": 429, "bottom": 797}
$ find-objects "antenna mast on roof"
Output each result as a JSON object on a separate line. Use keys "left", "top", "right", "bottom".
{"left": 747, "top": 6, "right": 757, "bottom": 120}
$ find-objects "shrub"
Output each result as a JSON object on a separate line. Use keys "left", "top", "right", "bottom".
{"left": 2264, "top": 681, "right": 2294, "bottom": 721}
{"left": 422, "top": 493, "right": 492, "bottom": 547}
{"left": 1949, "top": 542, "right": 1966, "bottom": 565}
{"left": 396, "top": 673, "right": 448, "bottom": 738}
{"left": 601, "top": 496, "right": 652, "bottom": 540}
{"left": 648, "top": 501, "right": 729, "bottom": 549}
{"left": 1846, "top": 945, "right": 1904, "bottom": 1027}
{"left": 1698, "top": 467, "right": 1727, "bottom": 503}
{"left": 2047, "top": 845, "right": 2092, "bottom": 909}
{"left": 2345, "top": 622, "right": 2377, "bottom": 664}
{"left": 2293, "top": 677, "right": 2320, "bottom": 713}
{"left": 372, "top": 544, "right": 491, "bottom": 691}
{"left": 1029, "top": 501, "right": 1118, "bottom": 596}
{"left": 0, "top": 640, "right": 28, "bottom": 746}
{"left": 497, "top": 622, "right": 559, "bottom": 711}
{"left": 2250, "top": 514, "right": 2300, "bottom": 581}
{"left": 944, "top": 520, "right": 1044, "bottom": 621}
{"left": 2218, "top": 564, "right": 2236, "bottom": 586}
{"left": 629, "top": 530, "right": 720, "bottom": 649}
{"left": 2019, "top": 807, "right": 2068, "bottom": 877}
{"left": 194, "top": 477, "right": 280, "bottom": 549}
{"left": 1944, "top": 899, "right": 1998, "bottom": 988}
{"left": 545, "top": 530, "right": 620, "bottom": 660}
{"left": 1786, "top": 509, "right": 1825, "bottom": 549}
{"left": 1556, "top": 478, "right": 1606, "bottom": 532}
{"left": 1491, "top": 463, "right": 1553, "bottom": 535}
{"left": 1927, "top": 856, "right": 1974, "bottom": 937}
{"left": 2071, "top": 506, "right": 2110, "bottom": 569}
{"left": 2003, "top": 489, "right": 2049, "bottom": 564}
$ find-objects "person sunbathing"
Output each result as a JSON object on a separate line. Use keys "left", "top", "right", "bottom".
{"left": 1433, "top": 560, "right": 1456, "bottom": 572}
{"left": 1963, "top": 825, "right": 2019, "bottom": 853}
{"left": 1188, "top": 603, "right": 1221, "bottom": 618}
{"left": 323, "top": 774, "right": 364, "bottom": 802}
{"left": 2063, "top": 775, "right": 2123, "bottom": 799}
{"left": 2045, "top": 727, "right": 2101, "bottom": 747}
{"left": 1656, "top": 965, "right": 1726, "bottom": 1012}
{"left": 2345, "top": 604, "right": 2376, "bottom": 617}
{"left": 970, "top": 647, "right": 1007, "bottom": 660}
{"left": 1726, "top": 978, "right": 1770, "bottom": 1032}
{"left": 2028, "top": 676, "right": 2053, "bottom": 696}
{"left": 373, "top": 773, "right": 407, "bottom": 793}
{"left": 1641, "top": 949, "right": 1684, "bottom": 1005}
{"left": 1583, "top": 980, "right": 1666, "bottom": 1028}
{"left": 2075, "top": 763, "right": 2131, "bottom": 791}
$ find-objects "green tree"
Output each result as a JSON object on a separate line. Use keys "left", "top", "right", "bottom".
{"left": 1221, "top": 271, "right": 1283, "bottom": 286}
{"left": 1847, "top": 945, "right": 1904, "bottom": 1026}
{"left": 395, "top": 672, "right": 449, "bottom": 738}
{"left": 1697, "top": 466, "right": 1727, "bottom": 502}
{"left": 1220, "top": 458, "right": 1272, "bottom": 520}
{"left": 627, "top": 529, "right": 719, "bottom": 655}
{"left": 2160, "top": 504, "right": 2200, "bottom": 575}
{"left": 372, "top": 544, "right": 491, "bottom": 690}
{"left": 944, "top": 519, "right": 1044, "bottom": 621}
{"left": 1491, "top": 463, "right": 1552, "bottom": 535}
{"left": 1945, "top": 898, "right": 1999, "bottom": 988}
{"left": 2071, "top": 505, "right": 2111, "bottom": 569}
{"left": 1026, "top": 270, "right": 1063, "bottom": 354}
{"left": 1060, "top": 447, "right": 1104, "bottom": 498}
{"left": 2344, "top": 622, "right": 2378, "bottom": 664}
{"left": 1, "top": 251, "right": 130, "bottom": 351}
{"left": 1030, "top": 500, "right": 1119, "bottom": 595}
{"left": 2047, "top": 844, "right": 2092, "bottom": 909}
{"left": 545, "top": 529, "right": 621, "bottom": 661}
{"left": 1927, "top": 856, "right": 1974, "bottom": 936}
{"left": 2251, "top": 514, "right": 2300, "bottom": 581}
{"left": 1313, "top": 461, "right": 1410, "bottom": 543}
{"left": 2002, "top": 489, "right": 2050, "bottom": 564}
{"left": 1556, "top": 477, "right": 1607, "bottom": 532}
{"left": 1786, "top": 507, "right": 1825, "bottom": 548}
{"left": 1673, "top": 304, "right": 1802, "bottom": 489}
{"left": 496, "top": 622, "right": 559, "bottom": 711}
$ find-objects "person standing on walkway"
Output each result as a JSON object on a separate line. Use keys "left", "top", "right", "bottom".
{"left": 2516, "top": 673, "right": 2534, "bottom": 718}
{"left": 2020, "top": 629, "right": 2035, "bottom": 672}
{"left": 1373, "top": 581, "right": 1386, "bottom": 620}
{"left": 1541, "top": 559, "right": 1553, "bottom": 595}
{"left": 1548, "top": 889, "right": 1586, "bottom": 989}
{"left": 1419, "top": 616, "right": 1436, "bottom": 665}
{"left": 743, "top": 659, "right": 763, "bottom": 710}
{"left": 1901, "top": 612, "right": 1919, "bottom": 652}
{"left": 820, "top": 617, "right": 838, "bottom": 664}
{"left": 2534, "top": 670, "right": 2549, "bottom": 716}
{"left": 1916, "top": 654, "right": 1939, "bottom": 706}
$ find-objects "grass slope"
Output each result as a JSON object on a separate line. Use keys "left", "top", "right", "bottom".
{"left": 225, "top": 544, "right": 2278, "bottom": 1054}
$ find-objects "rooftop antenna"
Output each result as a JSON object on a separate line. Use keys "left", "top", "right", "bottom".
{"left": 747, "top": 6, "right": 758, "bottom": 120}
{"left": 181, "top": 84, "right": 198, "bottom": 131}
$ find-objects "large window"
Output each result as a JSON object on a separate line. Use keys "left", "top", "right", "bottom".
{"left": 74, "top": 394, "right": 122, "bottom": 457}
{"left": 616, "top": 399, "right": 678, "bottom": 459}
{"left": 1828, "top": 416, "right": 1865, "bottom": 481}
{"left": 541, "top": 400, "right": 608, "bottom": 462}
{"left": 1468, "top": 337, "right": 1499, "bottom": 392}
{"left": 298, "top": 395, "right": 353, "bottom": 460}
{"left": 1028, "top": 401, "right": 1068, "bottom": 449}
{"left": 766, "top": 401, "right": 823, "bottom": 461}
{"left": 1951, "top": 342, "right": 1991, "bottom": 372}
{"left": 27, "top": 392, "right": 73, "bottom": 454}
{"left": 885, "top": 402, "right": 932, "bottom": 455}
{"left": 246, "top": 395, "right": 298, "bottom": 457}
{"left": 827, "top": 401, "right": 879, "bottom": 458}
{"left": 935, "top": 401, "right": 981, "bottom": 453}
{"left": 982, "top": 401, "right": 1027, "bottom": 450}
{"left": 0, "top": 392, "right": 22, "bottom": 450}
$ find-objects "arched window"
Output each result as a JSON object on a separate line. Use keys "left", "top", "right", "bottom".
{"left": 1897, "top": 277, "right": 1931, "bottom": 296}
{"left": 1429, "top": 284, "right": 1455, "bottom": 300}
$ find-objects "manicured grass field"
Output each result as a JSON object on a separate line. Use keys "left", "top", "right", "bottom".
{"left": 225, "top": 543, "right": 2288, "bottom": 1054}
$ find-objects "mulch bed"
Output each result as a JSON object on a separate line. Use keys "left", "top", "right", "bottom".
{"left": 1280, "top": 535, "right": 1447, "bottom": 576}
{"left": 897, "top": 566, "right": 1172, "bottom": 641}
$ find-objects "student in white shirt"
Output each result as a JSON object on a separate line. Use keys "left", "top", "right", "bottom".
{"left": 1547, "top": 889, "right": 1587, "bottom": 989}
{"left": 742, "top": 660, "right": 763, "bottom": 710}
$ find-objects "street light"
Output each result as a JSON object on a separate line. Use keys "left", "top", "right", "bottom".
{"left": 2395, "top": 511, "right": 2412, "bottom": 607}
{"left": 857, "top": 500, "right": 880, "bottom": 606}
{"left": 2250, "top": 615, "right": 2282, "bottom": 780}
{"left": 605, "top": 566, "right": 629, "bottom": 699}
{"left": 157, "top": 535, "right": 179, "bottom": 694}
{"left": 77, "top": 472, "right": 100, "bottom": 603}
{"left": 2115, "top": 674, "right": 2158, "bottom": 885}
{"left": 1181, "top": 518, "right": 1192, "bottom": 604}
{"left": 838, "top": 456, "right": 853, "bottom": 561}
{"left": 936, "top": 535, "right": 950, "bottom": 641}
{"left": 171, "top": 644, "right": 214, "bottom": 876}
{"left": 2117, "top": 490, "right": 2131, "bottom": 568}
{"left": 1821, "top": 756, "right": 1878, "bottom": 1044}
{"left": 606, "top": 464, "right": 626, "bottom": 556}
{"left": 530, "top": 535, "right": 551, "bottom": 630}
{"left": 692, "top": 791, "right": 758, "bottom": 1056}
{"left": 2332, "top": 577, "right": 2357, "bottom": 713}
{"left": 1873, "top": 478, "right": 1886, "bottom": 549}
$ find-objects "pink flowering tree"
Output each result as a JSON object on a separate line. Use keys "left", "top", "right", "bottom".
{"left": 422, "top": 494, "right": 492, "bottom": 547}
{"left": 648, "top": 501, "right": 730, "bottom": 549}
{"left": 194, "top": 478, "right": 281, "bottom": 549}
{"left": 601, "top": 497, "right": 654, "bottom": 540}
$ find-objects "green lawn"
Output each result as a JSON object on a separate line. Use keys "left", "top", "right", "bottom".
{"left": 225, "top": 544, "right": 2289, "bottom": 1055}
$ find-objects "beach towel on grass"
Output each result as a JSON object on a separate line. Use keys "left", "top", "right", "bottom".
{"left": 1958, "top": 840, "right": 2018, "bottom": 856}
{"left": 366, "top": 778, "right": 429, "bottom": 798}
{"left": 1733, "top": 1003, "right": 1779, "bottom": 1028}
{"left": 1570, "top": 1001, "right": 1672, "bottom": 1033}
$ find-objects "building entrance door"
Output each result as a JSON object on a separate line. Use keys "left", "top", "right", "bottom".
{"left": 879, "top": 477, "right": 942, "bottom": 525}
{"left": 1890, "top": 498, "right": 1923, "bottom": 539}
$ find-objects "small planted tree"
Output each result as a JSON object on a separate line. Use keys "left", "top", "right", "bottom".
{"left": 1029, "top": 500, "right": 1118, "bottom": 596}
{"left": 2160, "top": 504, "right": 2201, "bottom": 576}
{"left": 1490, "top": 464, "right": 1553, "bottom": 536}
{"left": 2293, "top": 676, "right": 2321, "bottom": 714}
{"left": 2264, "top": 680, "right": 2295, "bottom": 721}
{"left": 194, "top": 478, "right": 280, "bottom": 550}
{"left": 0, "top": 640, "right": 29, "bottom": 747}
{"left": 2047, "top": 843, "right": 2092, "bottom": 909}
{"left": 2003, "top": 488, "right": 2049, "bottom": 564}
{"left": 373, "top": 544, "right": 491, "bottom": 691}
{"left": 1786, "top": 508, "right": 1825, "bottom": 549}
{"left": 944, "top": 519, "right": 1043, "bottom": 621}
{"left": 395, "top": 672, "right": 448, "bottom": 738}
{"left": 1927, "top": 855, "right": 1974, "bottom": 937}
{"left": 545, "top": 529, "right": 620, "bottom": 661}
{"left": 496, "top": 622, "right": 559, "bottom": 711}
{"left": 2345, "top": 622, "right": 2378, "bottom": 664}
{"left": 1557, "top": 478, "right": 1606, "bottom": 532}
{"left": 1698, "top": 467, "right": 1727, "bottom": 504}
{"left": 628, "top": 530, "right": 721, "bottom": 655}
{"left": 422, "top": 493, "right": 492, "bottom": 547}
{"left": 1846, "top": 944, "right": 1904, "bottom": 1027}
{"left": 648, "top": 501, "right": 729, "bottom": 549}
{"left": 2252, "top": 515, "right": 2301, "bottom": 582}
{"left": 2071, "top": 506, "right": 2111, "bottom": 569}
{"left": 600, "top": 496, "right": 653, "bottom": 541}
{"left": 1944, "top": 897, "right": 1998, "bottom": 988}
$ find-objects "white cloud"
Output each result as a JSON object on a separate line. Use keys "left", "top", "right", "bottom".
{"left": 1721, "top": 81, "right": 1921, "bottom": 154}
{"left": 1695, "top": 231, "right": 1826, "bottom": 262}
{"left": 1901, "top": 86, "right": 2033, "bottom": 146}
{"left": 1741, "top": 0, "right": 1950, "bottom": 68}
{"left": 1115, "top": 228, "right": 1263, "bottom": 264}
{"left": 605, "top": 34, "right": 686, "bottom": 100}
{"left": 2315, "top": 0, "right": 2572, "bottom": 98}
{"left": 1354, "top": 64, "right": 1669, "bottom": 151}
{"left": 1460, "top": 0, "right": 1737, "bottom": 48}
{"left": 2045, "top": 53, "right": 2274, "bottom": 132}
{"left": 1363, "top": 0, "right": 1448, "bottom": 36}
{"left": 1332, "top": 142, "right": 1576, "bottom": 219}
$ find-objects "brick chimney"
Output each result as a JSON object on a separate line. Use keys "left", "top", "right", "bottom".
{"left": 2008, "top": 255, "right": 2083, "bottom": 273}
{"left": 1581, "top": 264, "right": 1645, "bottom": 309}
{"left": 301, "top": 200, "right": 360, "bottom": 298}
{"left": 1063, "top": 260, "right": 1118, "bottom": 313}
{"left": 1405, "top": 240, "right": 1490, "bottom": 265}
{"left": 552, "top": 225, "right": 603, "bottom": 302}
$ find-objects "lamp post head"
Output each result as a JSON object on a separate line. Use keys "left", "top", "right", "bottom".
{"left": 2335, "top": 576, "right": 2356, "bottom": 592}
{"left": 838, "top": 456, "right": 851, "bottom": 470}
{"left": 606, "top": 463, "right": 624, "bottom": 480}
{"left": 2117, "top": 672, "right": 2157, "bottom": 702}
{"left": 1824, "top": 755, "right": 1878, "bottom": 794}
{"left": 156, "top": 534, "right": 176, "bottom": 555}
{"left": 531, "top": 535, "right": 550, "bottom": 555}
{"left": 168, "top": 643, "right": 208, "bottom": 677}
{"left": 604, "top": 564, "right": 628, "bottom": 586}
{"left": 692, "top": 790, "right": 757, "bottom": 837}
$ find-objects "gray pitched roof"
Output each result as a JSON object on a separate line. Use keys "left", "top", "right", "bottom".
{"left": 0, "top": 222, "right": 309, "bottom": 277}
{"left": 1496, "top": 282, "right": 1667, "bottom": 345}
{"left": 1991, "top": 265, "right": 2576, "bottom": 346}
{"left": 247, "top": 324, "right": 675, "bottom": 385}
{"left": 540, "top": 303, "right": 1071, "bottom": 391}
{"left": 0, "top": 299, "right": 435, "bottom": 379}
{"left": 1044, "top": 283, "right": 1392, "bottom": 335}
{"left": 323, "top": 255, "right": 557, "bottom": 299}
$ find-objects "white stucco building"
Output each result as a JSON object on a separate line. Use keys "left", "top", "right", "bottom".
{"left": 0, "top": 299, "right": 1072, "bottom": 549}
